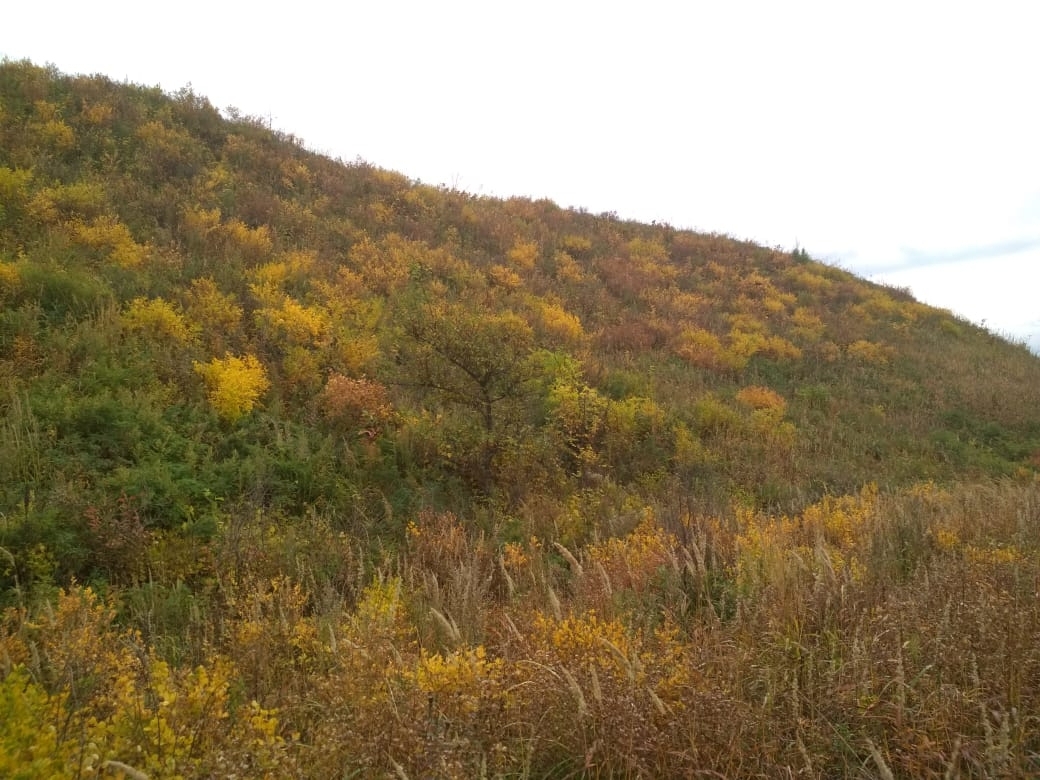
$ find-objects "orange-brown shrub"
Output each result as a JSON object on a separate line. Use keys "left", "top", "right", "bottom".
{"left": 318, "top": 373, "right": 393, "bottom": 430}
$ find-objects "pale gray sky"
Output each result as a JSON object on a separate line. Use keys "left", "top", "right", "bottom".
{"left": 4, "top": 0, "right": 1038, "bottom": 351}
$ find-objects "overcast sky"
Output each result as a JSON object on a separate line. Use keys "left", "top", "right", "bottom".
{"left": 4, "top": 1, "right": 1038, "bottom": 351}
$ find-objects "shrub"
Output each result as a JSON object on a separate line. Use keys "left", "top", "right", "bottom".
{"left": 194, "top": 353, "right": 270, "bottom": 421}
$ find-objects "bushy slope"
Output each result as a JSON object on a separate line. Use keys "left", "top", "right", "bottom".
{"left": 2, "top": 60, "right": 1040, "bottom": 776}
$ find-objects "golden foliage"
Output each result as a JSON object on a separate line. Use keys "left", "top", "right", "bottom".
{"left": 222, "top": 219, "right": 273, "bottom": 260}
{"left": 0, "top": 261, "right": 20, "bottom": 300}
{"left": 348, "top": 233, "right": 431, "bottom": 295}
{"left": 488, "top": 263, "right": 523, "bottom": 289}
{"left": 123, "top": 296, "right": 197, "bottom": 344}
{"left": 0, "top": 586, "right": 291, "bottom": 778}
{"left": 66, "top": 215, "right": 147, "bottom": 267}
{"left": 507, "top": 239, "right": 539, "bottom": 271}
{"left": 24, "top": 180, "right": 107, "bottom": 225}
{"left": 560, "top": 234, "right": 593, "bottom": 256}
{"left": 181, "top": 205, "right": 222, "bottom": 245}
{"left": 734, "top": 485, "right": 879, "bottom": 596}
{"left": 0, "top": 166, "right": 33, "bottom": 210}
{"left": 735, "top": 385, "right": 787, "bottom": 414}
{"left": 186, "top": 277, "right": 243, "bottom": 339}
{"left": 587, "top": 511, "right": 678, "bottom": 595}
{"left": 674, "top": 326, "right": 726, "bottom": 371}
{"left": 329, "top": 334, "right": 381, "bottom": 375}
{"left": 37, "top": 118, "right": 76, "bottom": 150}
{"left": 553, "top": 250, "right": 586, "bottom": 283}
{"left": 672, "top": 421, "right": 714, "bottom": 470}
{"left": 537, "top": 300, "right": 585, "bottom": 345}
{"left": 693, "top": 394, "right": 741, "bottom": 437}
{"left": 250, "top": 250, "right": 317, "bottom": 292}
{"left": 255, "top": 296, "right": 330, "bottom": 347}
{"left": 847, "top": 338, "right": 893, "bottom": 366}
{"left": 193, "top": 353, "right": 270, "bottom": 421}
{"left": 81, "top": 101, "right": 113, "bottom": 125}
{"left": 783, "top": 266, "right": 834, "bottom": 293}
{"left": 726, "top": 329, "right": 803, "bottom": 367}
{"left": 791, "top": 306, "right": 826, "bottom": 340}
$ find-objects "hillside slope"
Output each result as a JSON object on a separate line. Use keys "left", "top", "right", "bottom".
{"left": 2, "top": 60, "right": 1040, "bottom": 776}
{"left": 3, "top": 60, "right": 1038, "bottom": 535}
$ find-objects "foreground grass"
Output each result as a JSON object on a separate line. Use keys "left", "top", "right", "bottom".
{"left": 3, "top": 478, "right": 1039, "bottom": 778}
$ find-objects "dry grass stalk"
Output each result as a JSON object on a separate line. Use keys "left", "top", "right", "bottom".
{"left": 546, "top": 583, "right": 562, "bottom": 621}
{"left": 943, "top": 736, "right": 962, "bottom": 780}
{"left": 589, "top": 666, "right": 603, "bottom": 704}
{"left": 100, "top": 761, "right": 149, "bottom": 780}
{"left": 430, "top": 607, "right": 461, "bottom": 644}
{"left": 389, "top": 757, "right": 411, "bottom": 780}
{"left": 560, "top": 666, "right": 588, "bottom": 718}
{"left": 594, "top": 559, "right": 613, "bottom": 599}
{"left": 553, "top": 541, "right": 584, "bottom": 577}
{"left": 866, "top": 739, "right": 895, "bottom": 780}
{"left": 596, "top": 635, "right": 635, "bottom": 682}
{"left": 497, "top": 553, "right": 516, "bottom": 599}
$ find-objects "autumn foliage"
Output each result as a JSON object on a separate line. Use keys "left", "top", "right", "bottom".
{"left": 3, "top": 60, "right": 1040, "bottom": 777}
{"left": 193, "top": 353, "right": 270, "bottom": 421}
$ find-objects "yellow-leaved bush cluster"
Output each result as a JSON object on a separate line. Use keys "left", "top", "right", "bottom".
{"left": 4, "top": 480, "right": 1040, "bottom": 777}
{"left": 122, "top": 297, "right": 197, "bottom": 345}
{"left": 193, "top": 352, "right": 270, "bottom": 421}
{"left": 0, "top": 588, "right": 288, "bottom": 779}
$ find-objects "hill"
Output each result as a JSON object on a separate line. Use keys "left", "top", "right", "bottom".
{"left": 2, "top": 59, "right": 1040, "bottom": 777}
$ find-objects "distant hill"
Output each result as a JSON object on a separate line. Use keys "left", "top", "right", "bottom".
{"left": 2, "top": 59, "right": 1040, "bottom": 777}
{"left": 2, "top": 59, "right": 1037, "bottom": 533}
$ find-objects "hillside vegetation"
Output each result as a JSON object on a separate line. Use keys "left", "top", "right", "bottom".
{"left": 2, "top": 59, "right": 1040, "bottom": 777}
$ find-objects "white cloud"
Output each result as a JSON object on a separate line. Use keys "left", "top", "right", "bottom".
{"left": 873, "top": 245, "right": 1040, "bottom": 351}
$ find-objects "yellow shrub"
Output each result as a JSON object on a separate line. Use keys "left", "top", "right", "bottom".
{"left": 672, "top": 421, "right": 713, "bottom": 470}
{"left": 38, "top": 119, "right": 75, "bottom": 150}
{"left": 329, "top": 334, "right": 380, "bottom": 375}
{"left": 725, "top": 311, "right": 767, "bottom": 333}
{"left": 194, "top": 353, "right": 270, "bottom": 421}
{"left": 222, "top": 219, "right": 273, "bottom": 260}
{"left": 67, "top": 215, "right": 147, "bottom": 267}
{"left": 81, "top": 101, "right": 113, "bottom": 125}
{"left": 251, "top": 250, "right": 316, "bottom": 291}
{"left": 0, "top": 667, "right": 69, "bottom": 777}
{"left": 560, "top": 234, "right": 592, "bottom": 256}
{"left": 693, "top": 395, "right": 741, "bottom": 438}
{"left": 553, "top": 250, "right": 585, "bottom": 283}
{"left": 587, "top": 511, "right": 677, "bottom": 595}
{"left": 411, "top": 645, "right": 505, "bottom": 718}
{"left": 846, "top": 339, "right": 892, "bottom": 366}
{"left": 791, "top": 306, "right": 826, "bottom": 340}
{"left": 674, "top": 327, "right": 725, "bottom": 371}
{"left": 256, "top": 296, "right": 330, "bottom": 347}
{"left": 348, "top": 576, "right": 411, "bottom": 647}
{"left": 0, "top": 262, "right": 20, "bottom": 299}
{"left": 507, "top": 239, "right": 539, "bottom": 271}
{"left": 539, "top": 300, "right": 585, "bottom": 344}
{"left": 784, "top": 267, "right": 834, "bottom": 293}
{"left": 123, "top": 296, "right": 197, "bottom": 344}
{"left": 26, "top": 181, "right": 107, "bottom": 225}
{"left": 488, "top": 263, "right": 524, "bottom": 289}
{"left": 181, "top": 205, "right": 222, "bottom": 244}
{"left": 187, "top": 277, "right": 243, "bottom": 336}
{"left": 735, "top": 385, "right": 787, "bottom": 414}
{"left": 348, "top": 233, "right": 430, "bottom": 294}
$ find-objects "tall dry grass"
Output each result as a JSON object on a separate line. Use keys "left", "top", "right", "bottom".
{"left": 2, "top": 478, "right": 1039, "bottom": 777}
